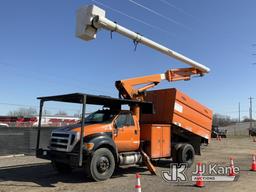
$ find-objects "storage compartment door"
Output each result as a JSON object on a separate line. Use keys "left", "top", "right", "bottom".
{"left": 151, "top": 126, "right": 161, "bottom": 158}
{"left": 161, "top": 125, "right": 171, "bottom": 157}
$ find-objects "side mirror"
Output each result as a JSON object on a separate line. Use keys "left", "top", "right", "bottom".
{"left": 113, "top": 121, "right": 117, "bottom": 129}
{"left": 113, "top": 122, "right": 118, "bottom": 135}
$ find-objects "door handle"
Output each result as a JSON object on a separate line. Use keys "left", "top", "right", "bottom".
{"left": 113, "top": 129, "right": 118, "bottom": 136}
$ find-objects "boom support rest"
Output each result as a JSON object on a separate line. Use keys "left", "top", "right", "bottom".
{"left": 115, "top": 67, "right": 203, "bottom": 101}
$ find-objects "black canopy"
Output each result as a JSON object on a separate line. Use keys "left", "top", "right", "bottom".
{"left": 37, "top": 93, "right": 153, "bottom": 114}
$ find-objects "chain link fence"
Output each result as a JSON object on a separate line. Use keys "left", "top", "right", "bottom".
{"left": 219, "top": 122, "right": 256, "bottom": 136}
{"left": 0, "top": 127, "right": 55, "bottom": 155}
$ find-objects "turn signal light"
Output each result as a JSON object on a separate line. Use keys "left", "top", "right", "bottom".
{"left": 85, "top": 143, "right": 94, "bottom": 150}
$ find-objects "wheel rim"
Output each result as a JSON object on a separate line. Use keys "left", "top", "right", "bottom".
{"left": 185, "top": 149, "right": 193, "bottom": 162}
{"left": 96, "top": 156, "right": 110, "bottom": 174}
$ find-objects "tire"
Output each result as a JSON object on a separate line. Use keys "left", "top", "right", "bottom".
{"left": 85, "top": 148, "right": 115, "bottom": 181}
{"left": 52, "top": 161, "right": 73, "bottom": 174}
{"left": 177, "top": 144, "right": 195, "bottom": 167}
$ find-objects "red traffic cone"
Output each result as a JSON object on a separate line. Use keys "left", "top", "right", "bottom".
{"left": 135, "top": 173, "right": 141, "bottom": 192}
{"left": 195, "top": 162, "right": 204, "bottom": 187}
{"left": 251, "top": 154, "right": 256, "bottom": 171}
{"left": 229, "top": 157, "right": 236, "bottom": 176}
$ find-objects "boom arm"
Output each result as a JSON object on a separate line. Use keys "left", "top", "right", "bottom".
{"left": 115, "top": 67, "right": 202, "bottom": 100}
{"left": 76, "top": 5, "right": 210, "bottom": 73}
{"left": 76, "top": 5, "right": 210, "bottom": 100}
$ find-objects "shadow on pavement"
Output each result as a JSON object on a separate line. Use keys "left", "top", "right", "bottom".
{"left": 0, "top": 162, "right": 149, "bottom": 188}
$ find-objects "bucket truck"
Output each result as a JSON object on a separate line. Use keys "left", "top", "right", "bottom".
{"left": 35, "top": 5, "right": 213, "bottom": 181}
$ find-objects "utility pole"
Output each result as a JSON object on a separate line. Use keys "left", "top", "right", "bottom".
{"left": 238, "top": 102, "right": 241, "bottom": 123}
{"left": 249, "top": 97, "right": 254, "bottom": 129}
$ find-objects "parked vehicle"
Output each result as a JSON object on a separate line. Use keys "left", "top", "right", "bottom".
{"left": 36, "top": 4, "right": 212, "bottom": 181}
{"left": 36, "top": 89, "right": 212, "bottom": 181}
{"left": 211, "top": 125, "right": 227, "bottom": 138}
{"left": 0, "top": 123, "right": 9, "bottom": 128}
{"left": 249, "top": 128, "right": 256, "bottom": 136}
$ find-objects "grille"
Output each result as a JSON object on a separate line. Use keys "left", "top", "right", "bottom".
{"left": 50, "top": 131, "right": 78, "bottom": 152}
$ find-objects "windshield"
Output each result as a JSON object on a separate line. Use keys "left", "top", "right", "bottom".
{"left": 84, "top": 110, "right": 117, "bottom": 124}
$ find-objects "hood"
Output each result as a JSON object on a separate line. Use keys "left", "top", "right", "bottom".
{"left": 53, "top": 123, "right": 113, "bottom": 136}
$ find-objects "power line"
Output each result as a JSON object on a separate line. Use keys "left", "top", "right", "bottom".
{"left": 252, "top": 44, "right": 256, "bottom": 65}
{"left": 0, "top": 62, "right": 114, "bottom": 95}
{"left": 128, "top": 0, "right": 192, "bottom": 31}
{"left": 219, "top": 110, "right": 250, "bottom": 114}
{"left": 91, "top": 0, "right": 175, "bottom": 37}
{"left": 158, "top": 0, "right": 197, "bottom": 19}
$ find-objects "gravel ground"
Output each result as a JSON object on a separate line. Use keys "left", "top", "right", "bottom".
{"left": 0, "top": 137, "right": 256, "bottom": 192}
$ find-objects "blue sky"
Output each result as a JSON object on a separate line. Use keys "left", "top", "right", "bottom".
{"left": 0, "top": 0, "right": 256, "bottom": 118}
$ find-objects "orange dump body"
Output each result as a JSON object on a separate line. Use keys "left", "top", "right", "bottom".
{"left": 141, "top": 88, "right": 213, "bottom": 140}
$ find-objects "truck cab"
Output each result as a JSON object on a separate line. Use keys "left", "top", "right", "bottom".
{"left": 36, "top": 93, "right": 152, "bottom": 181}
{"left": 50, "top": 109, "right": 140, "bottom": 154}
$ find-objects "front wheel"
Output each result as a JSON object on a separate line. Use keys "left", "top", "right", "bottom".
{"left": 85, "top": 148, "right": 115, "bottom": 181}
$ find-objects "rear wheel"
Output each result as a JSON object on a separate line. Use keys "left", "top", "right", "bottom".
{"left": 177, "top": 144, "right": 195, "bottom": 167}
{"left": 85, "top": 148, "right": 115, "bottom": 181}
{"left": 52, "top": 161, "right": 73, "bottom": 174}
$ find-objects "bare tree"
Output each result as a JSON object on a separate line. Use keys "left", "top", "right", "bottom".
{"left": 55, "top": 110, "right": 68, "bottom": 116}
{"left": 213, "top": 113, "right": 237, "bottom": 127}
{"left": 243, "top": 116, "right": 255, "bottom": 122}
{"left": 43, "top": 109, "right": 51, "bottom": 115}
{"left": 8, "top": 107, "right": 37, "bottom": 117}
{"left": 73, "top": 112, "right": 80, "bottom": 117}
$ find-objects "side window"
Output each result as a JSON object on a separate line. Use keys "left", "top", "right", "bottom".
{"left": 115, "top": 114, "right": 127, "bottom": 128}
{"left": 126, "top": 113, "right": 135, "bottom": 126}
{"left": 115, "top": 113, "right": 135, "bottom": 128}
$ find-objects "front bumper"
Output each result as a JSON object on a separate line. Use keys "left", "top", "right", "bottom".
{"left": 36, "top": 148, "right": 91, "bottom": 167}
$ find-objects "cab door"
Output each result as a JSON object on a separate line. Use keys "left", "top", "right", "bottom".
{"left": 113, "top": 112, "right": 139, "bottom": 152}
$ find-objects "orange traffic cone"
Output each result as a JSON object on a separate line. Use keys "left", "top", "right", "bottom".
{"left": 229, "top": 157, "right": 236, "bottom": 176}
{"left": 195, "top": 162, "right": 204, "bottom": 187}
{"left": 135, "top": 173, "right": 141, "bottom": 192}
{"left": 251, "top": 154, "right": 256, "bottom": 171}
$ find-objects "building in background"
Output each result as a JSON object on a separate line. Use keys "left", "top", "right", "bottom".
{"left": 0, "top": 115, "right": 82, "bottom": 127}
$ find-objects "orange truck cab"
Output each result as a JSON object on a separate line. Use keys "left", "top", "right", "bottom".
{"left": 36, "top": 89, "right": 212, "bottom": 181}
{"left": 36, "top": 93, "right": 152, "bottom": 181}
{"left": 55, "top": 109, "right": 141, "bottom": 153}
